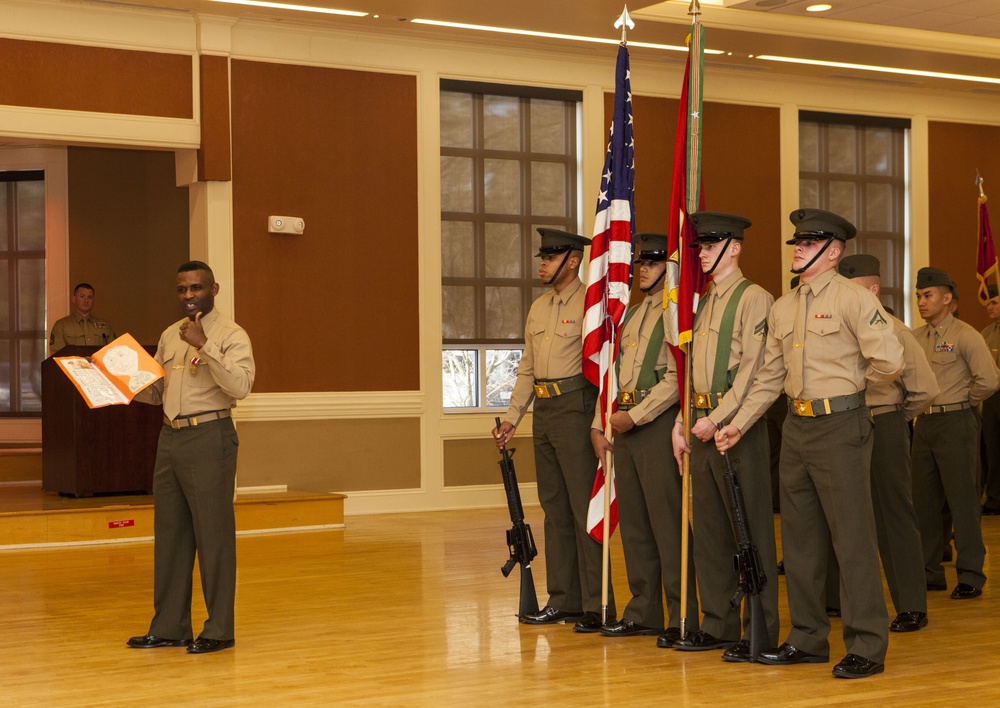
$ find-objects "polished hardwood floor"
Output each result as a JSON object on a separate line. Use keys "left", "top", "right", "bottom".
{"left": 3, "top": 506, "right": 999, "bottom": 706}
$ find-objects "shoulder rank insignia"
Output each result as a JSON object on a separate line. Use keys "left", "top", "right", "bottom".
{"left": 869, "top": 310, "right": 889, "bottom": 328}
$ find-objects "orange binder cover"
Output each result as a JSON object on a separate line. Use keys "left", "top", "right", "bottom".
{"left": 55, "top": 333, "right": 165, "bottom": 409}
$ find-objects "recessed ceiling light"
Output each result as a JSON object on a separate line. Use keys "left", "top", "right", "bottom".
{"left": 806, "top": 3, "right": 833, "bottom": 11}
{"left": 210, "top": 0, "right": 368, "bottom": 17}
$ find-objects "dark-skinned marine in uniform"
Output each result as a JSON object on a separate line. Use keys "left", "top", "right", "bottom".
{"left": 590, "top": 232, "right": 698, "bottom": 646}
{"left": 494, "top": 229, "right": 615, "bottom": 632}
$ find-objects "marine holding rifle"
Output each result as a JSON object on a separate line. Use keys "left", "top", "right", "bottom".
{"left": 715, "top": 209, "right": 904, "bottom": 679}
{"left": 493, "top": 228, "right": 615, "bottom": 633}
{"left": 668, "top": 213, "right": 778, "bottom": 661}
{"left": 589, "top": 232, "right": 698, "bottom": 646}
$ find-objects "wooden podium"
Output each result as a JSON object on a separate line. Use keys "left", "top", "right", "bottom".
{"left": 41, "top": 345, "right": 163, "bottom": 497}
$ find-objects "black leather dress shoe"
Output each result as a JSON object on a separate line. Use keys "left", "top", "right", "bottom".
{"left": 832, "top": 653, "right": 884, "bottom": 678}
{"left": 187, "top": 637, "right": 235, "bottom": 654}
{"left": 722, "top": 639, "right": 752, "bottom": 663}
{"left": 126, "top": 634, "right": 191, "bottom": 649}
{"left": 825, "top": 607, "right": 841, "bottom": 617}
{"left": 656, "top": 627, "right": 682, "bottom": 649}
{"left": 951, "top": 583, "right": 982, "bottom": 599}
{"left": 599, "top": 620, "right": 660, "bottom": 637}
{"left": 982, "top": 506, "right": 1000, "bottom": 516}
{"left": 757, "top": 642, "right": 828, "bottom": 665}
{"left": 926, "top": 582, "right": 947, "bottom": 591}
{"left": 573, "top": 611, "right": 605, "bottom": 633}
{"left": 890, "top": 611, "right": 928, "bottom": 632}
{"left": 519, "top": 606, "right": 584, "bottom": 625}
{"left": 673, "top": 630, "right": 735, "bottom": 652}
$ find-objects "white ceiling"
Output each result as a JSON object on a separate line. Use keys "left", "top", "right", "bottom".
{"left": 77, "top": 0, "right": 1000, "bottom": 93}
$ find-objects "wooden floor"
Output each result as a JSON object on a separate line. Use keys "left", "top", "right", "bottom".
{"left": 3, "top": 506, "right": 999, "bottom": 706}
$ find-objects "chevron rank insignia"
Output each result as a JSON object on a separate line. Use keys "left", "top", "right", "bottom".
{"left": 869, "top": 310, "right": 889, "bottom": 328}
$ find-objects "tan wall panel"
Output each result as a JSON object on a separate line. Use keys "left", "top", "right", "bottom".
{"left": 229, "top": 60, "right": 419, "bottom": 393}
{"left": 928, "top": 121, "right": 1000, "bottom": 333}
{"left": 609, "top": 95, "right": 783, "bottom": 299}
{"left": 443, "top": 437, "right": 537, "bottom": 487}
{"left": 0, "top": 38, "right": 191, "bottom": 119}
{"left": 236, "top": 418, "right": 421, "bottom": 492}
{"left": 66, "top": 147, "right": 190, "bottom": 346}
{"left": 198, "top": 55, "right": 232, "bottom": 182}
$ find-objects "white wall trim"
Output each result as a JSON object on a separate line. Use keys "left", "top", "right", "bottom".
{"left": 235, "top": 390, "right": 424, "bottom": 421}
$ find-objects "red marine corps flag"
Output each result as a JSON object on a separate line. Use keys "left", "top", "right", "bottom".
{"left": 976, "top": 171, "right": 1000, "bottom": 305}
{"left": 582, "top": 37, "right": 636, "bottom": 545}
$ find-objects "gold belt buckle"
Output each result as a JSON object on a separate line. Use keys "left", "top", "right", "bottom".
{"left": 533, "top": 384, "right": 551, "bottom": 399}
{"left": 793, "top": 399, "right": 815, "bottom": 417}
{"left": 694, "top": 393, "right": 710, "bottom": 409}
{"left": 619, "top": 390, "right": 636, "bottom": 406}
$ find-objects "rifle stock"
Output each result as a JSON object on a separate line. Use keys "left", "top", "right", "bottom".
{"left": 721, "top": 446, "right": 768, "bottom": 662}
{"left": 495, "top": 417, "right": 539, "bottom": 618}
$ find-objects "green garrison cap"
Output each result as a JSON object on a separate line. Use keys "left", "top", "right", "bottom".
{"left": 689, "top": 211, "right": 752, "bottom": 247}
{"left": 634, "top": 232, "right": 668, "bottom": 262}
{"left": 916, "top": 267, "right": 955, "bottom": 292}
{"left": 838, "top": 254, "right": 881, "bottom": 279}
{"left": 989, "top": 284, "right": 999, "bottom": 299}
{"left": 786, "top": 208, "right": 857, "bottom": 245}
{"left": 535, "top": 228, "right": 591, "bottom": 256}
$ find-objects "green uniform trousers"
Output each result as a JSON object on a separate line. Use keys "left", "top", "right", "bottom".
{"left": 911, "top": 408, "right": 986, "bottom": 589}
{"left": 613, "top": 405, "right": 697, "bottom": 630}
{"left": 149, "top": 417, "right": 239, "bottom": 641}
{"left": 532, "top": 385, "right": 615, "bottom": 616}
{"left": 690, "top": 418, "right": 779, "bottom": 645}
{"left": 780, "top": 406, "right": 888, "bottom": 663}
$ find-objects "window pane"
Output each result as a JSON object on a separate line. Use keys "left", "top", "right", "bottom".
{"left": 531, "top": 162, "right": 567, "bottom": 217}
{"left": 485, "top": 223, "right": 521, "bottom": 278}
{"left": 864, "top": 183, "right": 893, "bottom": 232}
{"left": 486, "top": 349, "right": 522, "bottom": 408}
{"left": 827, "top": 124, "right": 857, "bottom": 174}
{"left": 16, "top": 180, "right": 45, "bottom": 251}
{"left": 441, "top": 92, "right": 474, "bottom": 149}
{"left": 484, "top": 95, "right": 520, "bottom": 151}
{"left": 18, "top": 258, "right": 45, "bottom": 330}
{"left": 865, "top": 127, "right": 893, "bottom": 176}
{"left": 441, "top": 156, "right": 474, "bottom": 213}
{"left": 442, "top": 221, "right": 475, "bottom": 278}
{"left": 799, "top": 121, "right": 819, "bottom": 172}
{"left": 0, "top": 338, "right": 9, "bottom": 410}
{"left": 484, "top": 286, "right": 523, "bottom": 339}
{"left": 0, "top": 189, "right": 7, "bottom": 252}
{"left": 19, "top": 338, "right": 42, "bottom": 412}
{"left": 443, "top": 350, "right": 479, "bottom": 408}
{"left": 799, "top": 179, "right": 819, "bottom": 208}
{"left": 442, "top": 285, "right": 475, "bottom": 340}
{"left": 827, "top": 181, "right": 858, "bottom": 223}
{"left": 484, "top": 158, "right": 520, "bottom": 215}
{"left": 0, "top": 265, "right": 8, "bottom": 329}
{"left": 531, "top": 99, "right": 567, "bottom": 154}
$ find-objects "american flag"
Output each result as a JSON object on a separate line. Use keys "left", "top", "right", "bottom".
{"left": 977, "top": 190, "right": 999, "bottom": 305}
{"left": 582, "top": 44, "right": 635, "bottom": 543}
{"left": 664, "top": 23, "right": 707, "bottom": 403}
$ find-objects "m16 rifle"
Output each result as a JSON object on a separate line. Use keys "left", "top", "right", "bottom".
{"left": 496, "top": 417, "right": 539, "bottom": 618}
{"left": 721, "top": 444, "right": 768, "bottom": 662}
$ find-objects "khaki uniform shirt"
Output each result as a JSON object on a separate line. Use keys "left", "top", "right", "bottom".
{"left": 981, "top": 321, "right": 1000, "bottom": 369}
{"left": 504, "top": 278, "right": 585, "bottom": 428}
{"left": 49, "top": 313, "right": 116, "bottom": 353}
{"left": 135, "top": 309, "right": 255, "bottom": 419}
{"left": 590, "top": 293, "right": 679, "bottom": 431}
{"left": 686, "top": 268, "right": 772, "bottom": 427}
{"left": 867, "top": 315, "right": 938, "bottom": 420}
{"left": 731, "top": 267, "right": 904, "bottom": 433}
{"left": 913, "top": 312, "right": 998, "bottom": 408}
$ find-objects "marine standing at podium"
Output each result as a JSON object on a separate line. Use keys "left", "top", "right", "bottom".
{"left": 127, "top": 260, "right": 254, "bottom": 654}
{"left": 49, "top": 283, "right": 116, "bottom": 353}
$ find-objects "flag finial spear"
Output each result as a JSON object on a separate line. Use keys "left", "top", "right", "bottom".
{"left": 977, "top": 168, "right": 986, "bottom": 198}
{"left": 615, "top": 6, "right": 634, "bottom": 45}
{"left": 688, "top": 0, "right": 702, "bottom": 19}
